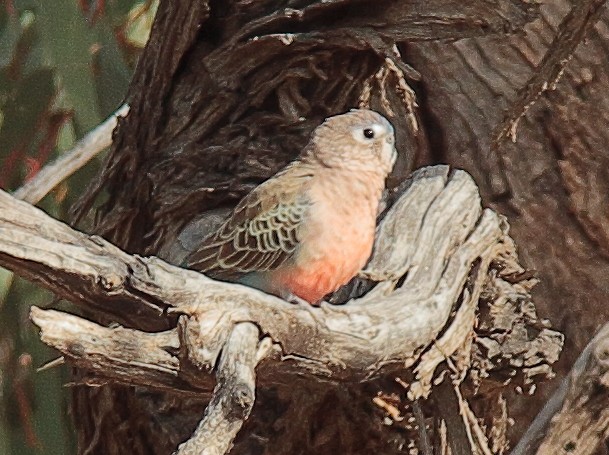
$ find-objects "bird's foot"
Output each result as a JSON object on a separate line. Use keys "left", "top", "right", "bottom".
{"left": 283, "top": 292, "right": 312, "bottom": 306}
{"left": 284, "top": 293, "right": 330, "bottom": 306}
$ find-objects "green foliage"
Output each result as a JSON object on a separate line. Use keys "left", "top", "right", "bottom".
{"left": 0, "top": 1, "right": 156, "bottom": 453}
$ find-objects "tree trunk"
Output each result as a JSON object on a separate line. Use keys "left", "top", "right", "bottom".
{"left": 62, "top": 0, "right": 609, "bottom": 453}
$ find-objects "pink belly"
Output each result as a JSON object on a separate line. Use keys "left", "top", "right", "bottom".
{"left": 275, "top": 174, "right": 382, "bottom": 303}
{"left": 274, "top": 238, "right": 374, "bottom": 304}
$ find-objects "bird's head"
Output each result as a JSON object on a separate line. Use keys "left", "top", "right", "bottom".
{"left": 305, "top": 109, "right": 397, "bottom": 175}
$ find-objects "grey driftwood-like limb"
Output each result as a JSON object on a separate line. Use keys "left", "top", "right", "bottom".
{"left": 0, "top": 166, "right": 558, "bottom": 403}
{"left": 510, "top": 322, "right": 609, "bottom": 455}
{"left": 1, "top": 167, "right": 497, "bottom": 387}
{"left": 176, "top": 322, "right": 263, "bottom": 455}
{"left": 28, "top": 306, "right": 213, "bottom": 393}
{"left": 13, "top": 103, "right": 130, "bottom": 205}
{"left": 1, "top": 165, "right": 564, "bottom": 453}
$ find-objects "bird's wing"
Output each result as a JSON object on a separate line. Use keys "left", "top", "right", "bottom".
{"left": 185, "top": 162, "right": 313, "bottom": 279}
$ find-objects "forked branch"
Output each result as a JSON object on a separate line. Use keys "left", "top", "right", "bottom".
{"left": 0, "top": 165, "right": 562, "bottom": 453}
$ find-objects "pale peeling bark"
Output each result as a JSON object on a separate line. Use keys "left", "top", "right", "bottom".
{"left": 0, "top": 166, "right": 562, "bottom": 453}
{"left": 511, "top": 322, "right": 609, "bottom": 455}
{"left": 6, "top": 168, "right": 498, "bottom": 381}
{"left": 176, "top": 323, "right": 265, "bottom": 455}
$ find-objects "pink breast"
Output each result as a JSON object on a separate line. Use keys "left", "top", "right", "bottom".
{"left": 275, "top": 237, "right": 374, "bottom": 304}
{"left": 276, "top": 170, "right": 383, "bottom": 303}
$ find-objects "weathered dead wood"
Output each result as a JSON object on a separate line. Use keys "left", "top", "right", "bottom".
{"left": 510, "top": 322, "right": 609, "bottom": 455}
{"left": 28, "top": 307, "right": 202, "bottom": 393}
{"left": 13, "top": 104, "right": 130, "bottom": 205}
{"left": 176, "top": 323, "right": 264, "bottom": 455}
{"left": 1, "top": 165, "right": 562, "bottom": 453}
{"left": 6, "top": 167, "right": 493, "bottom": 383}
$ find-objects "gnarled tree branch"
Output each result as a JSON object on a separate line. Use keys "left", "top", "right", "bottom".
{"left": 0, "top": 165, "right": 562, "bottom": 452}
{"left": 2, "top": 167, "right": 492, "bottom": 381}
{"left": 176, "top": 322, "right": 265, "bottom": 455}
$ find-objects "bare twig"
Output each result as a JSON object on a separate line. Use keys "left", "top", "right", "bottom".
{"left": 176, "top": 322, "right": 262, "bottom": 455}
{"left": 433, "top": 380, "right": 474, "bottom": 455}
{"left": 412, "top": 399, "right": 432, "bottom": 455}
{"left": 492, "top": 0, "right": 606, "bottom": 146}
{"left": 459, "top": 388, "right": 493, "bottom": 455}
{"left": 373, "top": 395, "right": 404, "bottom": 422}
{"left": 13, "top": 104, "right": 129, "bottom": 204}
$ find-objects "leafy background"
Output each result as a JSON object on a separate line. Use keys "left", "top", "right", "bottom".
{"left": 0, "top": 1, "right": 155, "bottom": 453}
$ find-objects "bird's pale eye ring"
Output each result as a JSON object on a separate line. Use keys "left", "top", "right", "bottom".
{"left": 352, "top": 123, "right": 386, "bottom": 143}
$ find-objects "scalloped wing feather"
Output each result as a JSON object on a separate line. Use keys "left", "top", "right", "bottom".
{"left": 185, "top": 161, "right": 313, "bottom": 280}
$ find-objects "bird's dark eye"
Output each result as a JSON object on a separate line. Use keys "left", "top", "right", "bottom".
{"left": 363, "top": 128, "right": 375, "bottom": 139}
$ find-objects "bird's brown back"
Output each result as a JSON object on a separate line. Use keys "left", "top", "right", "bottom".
{"left": 185, "top": 160, "right": 316, "bottom": 280}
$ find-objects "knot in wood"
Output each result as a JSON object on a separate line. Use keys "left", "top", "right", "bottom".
{"left": 98, "top": 272, "right": 123, "bottom": 292}
{"left": 227, "top": 384, "right": 255, "bottom": 421}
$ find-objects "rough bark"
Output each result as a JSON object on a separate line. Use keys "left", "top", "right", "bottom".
{"left": 511, "top": 322, "right": 609, "bottom": 455}
{"left": 402, "top": 0, "right": 609, "bottom": 436}
{"left": 22, "top": 0, "right": 607, "bottom": 452}
{"left": 175, "top": 323, "right": 262, "bottom": 455}
{"left": 1, "top": 166, "right": 561, "bottom": 453}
